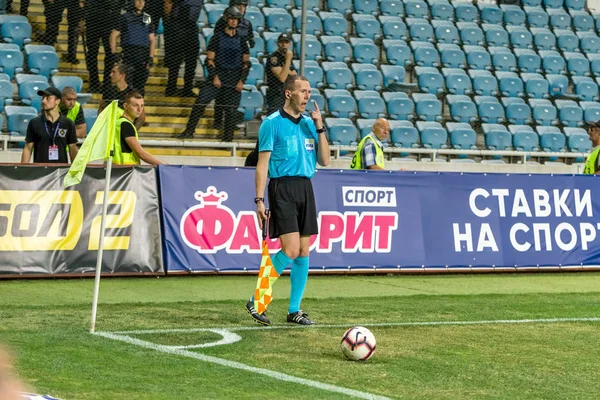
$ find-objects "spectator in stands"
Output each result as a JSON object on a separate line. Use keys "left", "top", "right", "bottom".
{"left": 163, "top": 0, "right": 202, "bottom": 98}
{"left": 265, "top": 33, "right": 296, "bottom": 115}
{"left": 212, "top": 0, "right": 254, "bottom": 129}
{"left": 43, "top": 0, "right": 84, "bottom": 64}
{"left": 21, "top": 87, "right": 78, "bottom": 164}
{"left": 584, "top": 122, "right": 600, "bottom": 174}
{"left": 175, "top": 6, "right": 250, "bottom": 142}
{"left": 60, "top": 86, "right": 87, "bottom": 139}
{"left": 115, "top": 90, "right": 165, "bottom": 165}
{"left": 110, "top": 0, "right": 155, "bottom": 95}
{"left": 100, "top": 63, "right": 145, "bottom": 130}
{"left": 350, "top": 118, "right": 390, "bottom": 170}
{"left": 84, "top": 0, "right": 121, "bottom": 93}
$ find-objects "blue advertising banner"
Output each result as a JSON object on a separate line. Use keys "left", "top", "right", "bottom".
{"left": 158, "top": 166, "right": 600, "bottom": 273}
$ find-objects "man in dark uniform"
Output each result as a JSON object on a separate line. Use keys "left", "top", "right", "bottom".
{"left": 99, "top": 62, "right": 145, "bottom": 130}
{"left": 164, "top": 0, "right": 202, "bottom": 97}
{"left": 43, "top": 0, "right": 84, "bottom": 64}
{"left": 175, "top": 6, "right": 250, "bottom": 142}
{"left": 20, "top": 87, "right": 78, "bottom": 164}
{"left": 110, "top": 0, "right": 156, "bottom": 95}
{"left": 212, "top": 0, "right": 254, "bottom": 130}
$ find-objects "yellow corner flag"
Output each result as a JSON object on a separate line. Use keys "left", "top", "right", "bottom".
{"left": 64, "top": 100, "right": 121, "bottom": 188}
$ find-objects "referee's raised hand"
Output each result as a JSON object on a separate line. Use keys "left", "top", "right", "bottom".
{"left": 309, "top": 100, "right": 323, "bottom": 129}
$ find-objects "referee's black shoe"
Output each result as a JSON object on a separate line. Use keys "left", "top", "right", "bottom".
{"left": 245, "top": 300, "right": 271, "bottom": 326}
{"left": 287, "top": 310, "right": 315, "bottom": 325}
{"left": 174, "top": 130, "right": 194, "bottom": 139}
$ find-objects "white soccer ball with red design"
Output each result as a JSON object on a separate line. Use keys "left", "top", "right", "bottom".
{"left": 340, "top": 326, "right": 376, "bottom": 361}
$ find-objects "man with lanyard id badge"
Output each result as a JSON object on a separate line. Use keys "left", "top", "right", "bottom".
{"left": 21, "top": 87, "right": 78, "bottom": 164}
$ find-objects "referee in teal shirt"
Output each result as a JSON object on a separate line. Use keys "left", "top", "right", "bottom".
{"left": 245, "top": 75, "right": 330, "bottom": 326}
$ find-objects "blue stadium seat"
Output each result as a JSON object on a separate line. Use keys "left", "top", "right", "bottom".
{"left": 438, "top": 44, "right": 466, "bottom": 69}
{"left": 351, "top": 63, "right": 383, "bottom": 90}
{"left": 446, "top": 94, "right": 477, "bottom": 123}
{"left": 464, "top": 45, "right": 491, "bottom": 71}
{"left": 321, "top": 36, "right": 351, "bottom": 62}
{"left": 5, "top": 105, "right": 37, "bottom": 135}
{"left": 357, "top": 118, "right": 377, "bottom": 139}
{"left": 514, "top": 49, "right": 542, "bottom": 73}
{"left": 307, "top": 89, "right": 325, "bottom": 113}
{"left": 537, "top": 126, "right": 566, "bottom": 152}
{"left": 571, "top": 10, "right": 594, "bottom": 32}
{"left": 564, "top": 52, "right": 590, "bottom": 77}
{"left": 292, "top": 34, "right": 322, "bottom": 61}
{"left": 546, "top": 74, "right": 569, "bottom": 96}
{"left": 548, "top": 9, "right": 571, "bottom": 30}
{"left": 512, "top": 129, "right": 540, "bottom": 151}
{"left": 496, "top": 71, "right": 524, "bottom": 98}
{"left": 457, "top": 22, "right": 484, "bottom": 46}
{"left": 0, "top": 15, "right": 27, "bottom": 24}
{"left": 0, "top": 77, "right": 13, "bottom": 113}
{"left": 380, "top": 0, "right": 404, "bottom": 16}
{"left": 482, "top": 24, "right": 509, "bottom": 47}
{"left": 262, "top": 32, "right": 280, "bottom": 54}
{"left": 245, "top": 7, "right": 265, "bottom": 33}
{"left": 524, "top": 6, "right": 549, "bottom": 28}
{"left": 507, "top": 26, "right": 533, "bottom": 49}
{"left": 572, "top": 76, "right": 598, "bottom": 101}
{"left": 238, "top": 90, "right": 264, "bottom": 121}
{"left": 353, "top": 0, "right": 378, "bottom": 15}
{"left": 531, "top": 28, "right": 556, "bottom": 51}
{"left": 354, "top": 90, "right": 386, "bottom": 119}
{"left": 581, "top": 101, "right": 600, "bottom": 122}
{"left": 352, "top": 14, "right": 382, "bottom": 41}
{"left": 379, "top": 16, "right": 407, "bottom": 41}
{"left": 564, "top": 127, "right": 586, "bottom": 136}
{"left": 556, "top": 99, "right": 584, "bottom": 127}
{"left": 0, "top": 43, "right": 23, "bottom": 79}
{"left": 544, "top": 0, "right": 564, "bottom": 8}
{"left": 430, "top": 1, "right": 454, "bottom": 21}
{"left": 478, "top": 3, "right": 503, "bottom": 24}
{"left": 454, "top": 1, "right": 478, "bottom": 22}
{"left": 475, "top": 96, "right": 505, "bottom": 123}
{"left": 469, "top": 69, "right": 498, "bottom": 96}
{"left": 295, "top": 0, "right": 320, "bottom": 12}
{"left": 529, "top": 98, "right": 557, "bottom": 125}
{"left": 502, "top": 97, "right": 532, "bottom": 125}
{"left": 263, "top": 8, "right": 293, "bottom": 33}
{"left": 250, "top": 32, "right": 264, "bottom": 58}
{"left": 589, "top": 54, "right": 600, "bottom": 77}
{"left": 416, "top": 121, "right": 448, "bottom": 148}
{"left": 26, "top": 48, "right": 58, "bottom": 78}
{"left": 412, "top": 93, "right": 442, "bottom": 121}
{"left": 16, "top": 73, "right": 46, "bottom": 112}
{"left": 2, "top": 21, "right": 31, "bottom": 48}
{"left": 350, "top": 38, "right": 379, "bottom": 64}
{"left": 292, "top": 10, "right": 322, "bottom": 36}
{"left": 404, "top": 0, "right": 429, "bottom": 19}
{"left": 390, "top": 120, "right": 419, "bottom": 147}
{"left": 555, "top": 30, "right": 579, "bottom": 53}
{"left": 431, "top": 20, "right": 460, "bottom": 45}
{"left": 320, "top": 12, "right": 348, "bottom": 37}
{"left": 327, "top": 0, "right": 353, "bottom": 16}
{"left": 200, "top": 28, "right": 213, "bottom": 51}
{"left": 568, "top": 133, "right": 592, "bottom": 152}
{"left": 539, "top": 50, "right": 566, "bottom": 75}
{"left": 566, "top": 0, "right": 585, "bottom": 10}
{"left": 578, "top": 32, "right": 600, "bottom": 54}
{"left": 292, "top": 60, "right": 323, "bottom": 88}
{"left": 500, "top": 4, "right": 526, "bottom": 26}
{"left": 380, "top": 64, "right": 405, "bottom": 89}
{"left": 488, "top": 47, "right": 518, "bottom": 72}
{"left": 202, "top": 4, "right": 226, "bottom": 27}
{"left": 406, "top": 18, "right": 434, "bottom": 42}
{"left": 324, "top": 89, "right": 357, "bottom": 118}
{"left": 383, "top": 92, "right": 414, "bottom": 120}
{"left": 415, "top": 66, "right": 445, "bottom": 95}
{"left": 247, "top": 59, "right": 264, "bottom": 87}
{"left": 265, "top": 0, "right": 292, "bottom": 10}
{"left": 447, "top": 122, "right": 477, "bottom": 150}
{"left": 411, "top": 41, "right": 440, "bottom": 67}
{"left": 442, "top": 68, "right": 472, "bottom": 95}
{"left": 51, "top": 75, "right": 92, "bottom": 105}
{"left": 325, "top": 118, "right": 358, "bottom": 145}
{"left": 323, "top": 62, "right": 354, "bottom": 89}
{"left": 383, "top": 39, "right": 411, "bottom": 67}
{"left": 482, "top": 123, "right": 512, "bottom": 150}
{"left": 83, "top": 107, "right": 97, "bottom": 135}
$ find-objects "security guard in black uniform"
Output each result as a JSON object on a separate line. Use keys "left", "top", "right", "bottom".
{"left": 266, "top": 33, "right": 296, "bottom": 115}
{"left": 164, "top": 0, "right": 202, "bottom": 97}
{"left": 176, "top": 6, "right": 250, "bottom": 141}
{"left": 110, "top": 0, "right": 156, "bottom": 95}
{"left": 212, "top": 0, "right": 254, "bottom": 130}
{"left": 43, "top": 0, "right": 83, "bottom": 64}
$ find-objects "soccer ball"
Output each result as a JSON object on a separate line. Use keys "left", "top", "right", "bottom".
{"left": 340, "top": 326, "right": 376, "bottom": 361}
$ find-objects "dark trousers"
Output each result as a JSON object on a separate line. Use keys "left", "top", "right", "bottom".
{"left": 85, "top": 10, "right": 111, "bottom": 92}
{"left": 43, "top": 0, "right": 82, "bottom": 58}
{"left": 123, "top": 45, "right": 149, "bottom": 95}
{"left": 185, "top": 70, "right": 242, "bottom": 142}
{"left": 164, "top": 18, "right": 199, "bottom": 93}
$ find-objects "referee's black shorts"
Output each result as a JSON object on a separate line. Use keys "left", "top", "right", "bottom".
{"left": 267, "top": 176, "right": 318, "bottom": 239}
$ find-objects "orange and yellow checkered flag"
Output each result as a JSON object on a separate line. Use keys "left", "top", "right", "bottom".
{"left": 254, "top": 210, "right": 279, "bottom": 314}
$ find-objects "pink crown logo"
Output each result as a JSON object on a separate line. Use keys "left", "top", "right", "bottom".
{"left": 194, "top": 186, "right": 228, "bottom": 205}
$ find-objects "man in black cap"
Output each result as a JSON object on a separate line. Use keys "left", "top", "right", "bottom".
{"left": 21, "top": 87, "right": 78, "bottom": 164}
{"left": 265, "top": 33, "right": 296, "bottom": 115}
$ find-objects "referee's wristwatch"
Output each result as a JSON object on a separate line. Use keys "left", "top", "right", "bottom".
{"left": 254, "top": 197, "right": 264, "bottom": 204}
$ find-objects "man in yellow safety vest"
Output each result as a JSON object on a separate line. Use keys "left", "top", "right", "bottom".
{"left": 350, "top": 118, "right": 391, "bottom": 170}
{"left": 584, "top": 121, "right": 600, "bottom": 174}
{"left": 60, "top": 86, "right": 87, "bottom": 139}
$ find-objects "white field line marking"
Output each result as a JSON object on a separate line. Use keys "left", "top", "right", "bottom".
{"left": 110, "top": 316, "right": 600, "bottom": 335}
{"left": 94, "top": 331, "right": 391, "bottom": 400}
{"left": 169, "top": 329, "right": 242, "bottom": 349}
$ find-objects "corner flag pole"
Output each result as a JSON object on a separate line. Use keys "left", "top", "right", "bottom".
{"left": 90, "top": 150, "right": 114, "bottom": 333}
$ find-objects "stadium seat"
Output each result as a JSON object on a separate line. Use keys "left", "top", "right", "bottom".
{"left": 383, "top": 39, "right": 411, "bottom": 67}
{"left": 572, "top": 76, "right": 598, "bottom": 101}
{"left": 292, "top": 10, "right": 322, "bottom": 36}
{"left": 307, "top": 89, "right": 325, "bottom": 112}
{"left": 380, "top": 64, "right": 405, "bottom": 89}
{"left": 555, "top": 30, "right": 579, "bottom": 53}
{"left": 475, "top": 96, "right": 505, "bottom": 123}
{"left": 564, "top": 127, "right": 586, "bottom": 136}
{"left": 568, "top": 133, "right": 592, "bottom": 152}
{"left": 83, "top": 107, "right": 97, "bottom": 135}
{"left": 354, "top": 0, "right": 378, "bottom": 16}
{"left": 543, "top": 0, "right": 564, "bottom": 8}
{"left": 482, "top": 123, "right": 512, "bottom": 150}
{"left": 404, "top": 0, "right": 429, "bottom": 19}
{"left": 588, "top": 54, "right": 600, "bottom": 77}
{"left": 464, "top": 46, "right": 491, "bottom": 71}
{"left": 238, "top": 90, "right": 264, "bottom": 121}
{"left": 447, "top": 122, "right": 477, "bottom": 150}
{"left": 349, "top": 38, "right": 379, "bottom": 64}
{"left": 406, "top": 18, "right": 434, "bottom": 42}
{"left": 326, "top": 118, "right": 358, "bottom": 145}
{"left": 531, "top": 28, "right": 556, "bottom": 51}
{"left": 352, "top": 14, "right": 382, "bottom": 42}
{"left": 446, "top": 95, "right": 477, "bottom": 123}
{"left": 581, "top": 101, "right": 600, "bottom": 122}
{"left": 529, "top": 98, "right": 557, "bottom": 125}
{"left": 566, "top": 0, "right": 585, "bottom": 10}
{"left": 524, "top": 6, "right": 549, "bottom": 28}
{"left": 548, "top": 8, "right": 571, "bottom": 30}
{"left": 354, "top": 90, "right": 386, "bottom": 119}
{"left": 539, "top": 50, "right": 566, "bottom": 75}
{"left": 0, "top": 43, "right": 23, "bottom": 79}
{"left": 250, "top": 32, "right": 264, "bottom": 58}
{"left": 502, "top": 97, "right": 532, "bottom": 125}
{"left": 263, "top": 8, "right": 293, "bottom": 33}
{"left": 507, "top": 26, "right": 533, "bottom": 50}
{"left": 438, "top": 44, "right": 466, "bottom": 69}
{"left": 512, "top": 128, "right": 540, "bottom": 151}
{"left": 496, "top": 71, "right": 524, "bottom": 98}
{"left": 351, "top": 63, "right": 383, "bottom": 91}
{"left": 323, "top": 62, "right": 354, "bottom": 89}
{"left": 51, "top": 75, "right": 92, "bottom": 105}
{"left": 357, "top": 118, "right": 377, "bottom": 139}
{"left": 411, "top": 41, "right": 439, "bottom": 67}
{"left": 571, "top": 10, "right": 594, "bottom": 32}
{"left": 5, "top": 105, "right": 37, "bottom": 135}
{"left": 321, "top": 36, "right": 351, "bottom": 62}
{"left": 295, "top": 0, "right": 320, "bottom": 11}
{"left": 443, "top": 68, "right": 472, "bottom": 95}
{"left": 26, "top": 49, "right": 58, "bottom": 78}
{"left": 488, "top": 47, "right": 518, "bottom": 72}
{"left": 390, "top": 120, "right": 419, "bottom": 147}
{"left": 432, "top": 20, "right": 460, "bottom": 45}
{"left": 416, "top": 121, "right": 448, "bottom": 148}
{"left": 2, "top": 21, "right": 31, "bottom": 48}
{"left": 320, "top": 12, "right": 348, "bottom": 37}
{"left": 565, "top": 52, "right": 590, "bottom": 76}
{"left": 412, "top": 93, "right": 442, "bottom": 121}
{"left": 262, "top": 32, "right": 280, "bottom": 54}
{"left": 379, "top": 16, "right": 408, "bottom": 41}
{"left": 578, "top": 32, "right": 600, "bottom": 54}
{"left": 537, "top": 126, "right": 566, "bottom": 152}
{"left": 546, "top": 74, "right": 569, "bottom": 96}
{"left": 245, "top": 7, "right": 265, "bottom": 33}
{"left": 16, "top": 73, "right": 45, "bottom": 112}
{"left": 246, "top": 59, "right": 264, "bottom": 87}
{"left": 469, "top": 70, "right": 498, "bottom": 96}
{"left": 478, "top": 2, "right": 503, "bottom": 24}
{"left": 324, "top": 89, "right": 357, "bottom": 118}
{"left": 514, "top": 49, "right": 542, "bottom": 73}
{"left": 482, "top": 24, "right": 509, "bottom": 47}
{"left": 328, "top": 0, "right": 353, "bottom": 15}
{"left": 292, "top": 60, "right": 323, "bottom": 88}
{"left": 202, "top": 4, "right": 226, "bottom": 28}
{"left": 556, "top": 99, "right": 584, "bottom": 127}
{"left": 454, "top": 1, "right": 478, "bottom": 22}
{"left": 291, "top": 34, "right": 322, "bottom": 61}
{"left": 383, "top": 92, "right": 415, "bottom": 121}
{"left": 430, "top": 1, "right": 454, "bottom": 21}
{"left": 380, "top": 0, "right": 404, "bottom": 16}
{"left": 457, "top": 22, "right": 484, "bottom": 46}
{"left": 415, "top": 66, "right": 445, "bottom": 95}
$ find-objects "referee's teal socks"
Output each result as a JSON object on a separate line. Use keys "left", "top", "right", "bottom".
{"left": 273, "top": 250, "right": 293, "bottom": 275}
{"left": 288, "top": 256, "right": 309, "bottom": 314}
